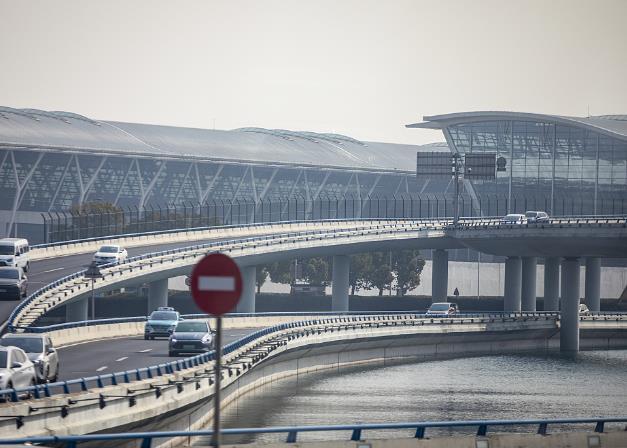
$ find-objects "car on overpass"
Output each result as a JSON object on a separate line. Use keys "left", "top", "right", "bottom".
{"left": 525, "top": 211, "right": 550, "bottom": 223}
{"left": 144, "top": 307, "right": 182, "bottom": 340}
{"left": 93, "top": 245, "right": 128, "bottom": 265}
{"left": 426, "top": 302, "right": 459, "bottom": 317}
{"left": 168, "top": 320, "right": 214, "bottom": 356}
{"left": 0, "top": 346, "right": 36, "bottom": 391}
{"left": 0, "top": 334, "right": 58, "bottom": 383}
{"left": 500, "top": 213, "right": 527, "bottom": 225}
{"left": 0, "top": 267, "right": 27, "bottom": 300}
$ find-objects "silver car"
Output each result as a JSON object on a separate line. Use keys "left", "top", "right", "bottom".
{"left": 0, "top": 346, "right": 36, "bottom": 390}
{"left": 0, "top": 267, "right": 27, "bottom": 300}
{"left": 169, "top": 320, "right": 214, "bottom": 356}
{"left": 0, "top": 334, "right": 59, "bottom": 383}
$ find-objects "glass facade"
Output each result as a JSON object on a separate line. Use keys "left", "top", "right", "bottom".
{"left": 446, "top": 120, "right": 627, "bottom": 215}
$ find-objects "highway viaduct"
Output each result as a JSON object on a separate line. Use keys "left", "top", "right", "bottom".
{"left": 9, "top": 216, "right": 627, "bottom": 353}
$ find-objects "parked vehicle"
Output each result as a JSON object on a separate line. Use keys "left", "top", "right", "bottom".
{"left": 93, "top": 245, "right": 128, "bottom": 265}
{"left": 0, "top": 267, "right": 27, "bottom": 300}
{"left": 0, "top": 346, "right": 37, "bottom": 390}
{"left": 426, "top": 302, "right": 459, "bottom": 317}
{"left": 525, "top": 211, "right": 550, "bottom": 223}
{"left": 578, "top": 303, "right": 590, "bottom": 316}
{"left": 0, "top": 238, "right": 30, "bottom": 272}
{"left": 500, "top": 213, "right": 527, "bottom": 224}
{"left": 144, "top": 307, "right": 181, "bottom": 339}
{"left": 169, "top": 320, "right": 214, "bottom": 356}
{"left": 0, "top": 334, "right": 58, "bottom": 383}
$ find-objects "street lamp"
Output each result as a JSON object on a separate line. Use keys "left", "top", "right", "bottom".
{"left": 84, "top": 262, "right": 103, "bottom": 321}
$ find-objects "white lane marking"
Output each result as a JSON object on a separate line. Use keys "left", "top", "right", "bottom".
{"left": 41, "top": 267, "right": 65, "bottom": 274}
{"left": 115, "top": 357, "right": 128, "bottom": 362}
{"left": 96, "top": 366, "right": 108, "bottom": 372}
{"left": 198, "top": 276, "right": 235, "bottom": 291}
{"left": 138, "top": 348, "right": 152, "bottom": 353}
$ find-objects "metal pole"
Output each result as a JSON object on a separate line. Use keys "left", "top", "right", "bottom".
{"left": 91, "top": 279, "right": 95, "bottom": 321}
{"left": 453, "top": 153, "right": 460, "bottom": 225}
{"left": 213, "top": 316, "right": 223, "bottom": 447}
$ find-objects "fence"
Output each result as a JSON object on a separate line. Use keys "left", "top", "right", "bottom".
{"left": 41, "top": 193, "right": 627, "bottom": 243}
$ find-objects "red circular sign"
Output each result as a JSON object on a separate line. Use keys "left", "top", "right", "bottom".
{"left": 190, "top": 253, "right": 242, "bottom": 315}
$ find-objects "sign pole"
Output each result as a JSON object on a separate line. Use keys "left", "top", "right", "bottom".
{"left": 212, "top": 316, "right": 222, "bottom": 447}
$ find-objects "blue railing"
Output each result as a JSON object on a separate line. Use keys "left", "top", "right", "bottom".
{"left": 0, "top": 417, "right": 624, "bottom": 446}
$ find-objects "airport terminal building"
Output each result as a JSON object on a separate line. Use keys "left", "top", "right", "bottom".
{"left": 1, "top": 107, "right": 625, "bottom": 242}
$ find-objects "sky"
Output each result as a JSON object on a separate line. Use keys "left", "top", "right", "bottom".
{"left": 0, "top": 0, "right": 626, "bottom": 145}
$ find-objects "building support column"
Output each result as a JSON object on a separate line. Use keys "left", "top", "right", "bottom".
{"left": 147, "top": 278, "right": 169, "bottom": 314}
{"left": 585, "top": 257, "right": 601, "bottom": 313}
{"left": 504, "top": 256, "right": 522, "bottom": 312}
{"left": 236, "top": 266, "right": 256, "bottom": 313}
{"left": 543, "top": 257, "right": 560, "bottom": 311}
{"left": 332, "top": 255, "right": 350, "bottom": 312}
{"left": 560, "top": 257, "right": 581, "bottom": 353}
{"left": 431, "top": 249, "right": 448, "bottom": 302}
{"left": 521, "top": 257, "right": 537, "bottom": 311}
{"left": 65, "top": 298, "right": 88, "bottom": 322}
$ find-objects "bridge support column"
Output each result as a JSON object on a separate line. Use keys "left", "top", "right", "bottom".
{"left": 236, "top": 266, "right": 256, "bottom": 313}
{"left": 585, "top": 257, "right": 601, "bottom": 313}
{"left": 504, "top": 256, "right": 522, "bottom": 312}
{"left": 147, "top": 278, "right": 169, "bottom": 313}
{"left": 560, "top": 257, "right": 581, "bottom": 353}
{"left": 521, "top": 257, "right": 537, "bottom": 311}
{"left": 543, "top": 257, "right": 560, "bottom": 311}
{"left": 332, "top": 255, "right": 350, "bottom": 312}
{"left": 431, "top": 249, "right": 448, "bottom": 302}
{"left": 65, "top": 298, "right": 88, "bottom": 322}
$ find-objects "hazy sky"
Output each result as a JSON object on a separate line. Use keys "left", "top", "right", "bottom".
{"left": 1, "top": 0, "right": 626, "bottom": 145}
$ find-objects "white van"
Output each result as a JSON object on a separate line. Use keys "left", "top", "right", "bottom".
{"left": 0, "top": 238, "right": 30, "bottom": 272}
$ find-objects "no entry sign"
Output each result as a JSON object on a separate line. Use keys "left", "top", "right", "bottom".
{"left": 190, "top": 253, "right": 242, "bottom": 315}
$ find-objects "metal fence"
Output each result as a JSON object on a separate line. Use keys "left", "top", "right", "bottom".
{"left": 41, "top": 193, "right": 627, "bottom": 243}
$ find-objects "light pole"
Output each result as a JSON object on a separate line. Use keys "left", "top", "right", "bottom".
{"left": 84, "top": 262, "right": 103, "bottom": 321}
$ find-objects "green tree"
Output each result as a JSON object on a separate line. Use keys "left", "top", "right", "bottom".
{"left": 266, "top": 260, "right": 292, "bottom": 285}
{"left": 349, "top": 253, "right": 373, "bottom": 295}
{"left": 256, "top": 265, "right": 269, "bottom": 293}
{"left": 393, "top": 250, "right": 425, "bottom": 296}
{"left": 302, "top": 257, "right": 330, "bottom": 286}
{"left": 367, "top": 252, "right": 393, "bottom": 296}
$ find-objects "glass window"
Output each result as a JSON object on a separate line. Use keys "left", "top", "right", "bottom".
{"left": 175, "top": 321, "right": 209, "bottom": 332}
{"left": 0, "top": 269, "right": 19, "bottom": 279}
{"left": 1, "top": 337, "right": 43, "bottom": 353}
{"left": 0, "top": 246, "right": 15, "bottom": 255}
{"left": 150, "top": 312, "right": 178, "bottom": 321}
{"left": 0, "top": 352, "right": 6, "bottom": 368}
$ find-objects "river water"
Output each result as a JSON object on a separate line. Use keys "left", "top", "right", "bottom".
{"left": 197, "top": 350, "right": 627, "bottom": 444}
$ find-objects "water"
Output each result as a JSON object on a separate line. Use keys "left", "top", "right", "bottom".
{"left": 200, "top": 351, "right": 627, "bottom": 444}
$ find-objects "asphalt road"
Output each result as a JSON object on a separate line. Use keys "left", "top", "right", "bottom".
{"left": 0, "top": 236, "right": 252, "bottom": 325}
{"left": 56, "top": 327, "right": 263, "bottom": 381}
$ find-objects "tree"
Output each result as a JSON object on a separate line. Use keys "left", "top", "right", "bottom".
{"left": 256, "top": 265, "right": 269, "bottom": 293}
{"left": 367, "top": 252, "right": 393, "bottom": 296}
{"left": 393, "top": 250, "right": 425, "bottom": 296}
{"left": 302, "top": 257, "right": 330, "bottom": 286}
{"left": 266, "top": 260, "right": 292, "bottom": 285}
{"left": 349, "top": 253, "right": 374, "bottom": 295}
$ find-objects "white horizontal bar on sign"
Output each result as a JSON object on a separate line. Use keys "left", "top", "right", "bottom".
{"left": 198, "top": 276, "right": 236, "bottom": 292}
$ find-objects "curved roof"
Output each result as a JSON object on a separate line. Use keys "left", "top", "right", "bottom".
{"left": 0, "top": 106, "right": 448, "bottom": 173}
{"left": 406, "top": 111, "right": 627, "bottom": 141}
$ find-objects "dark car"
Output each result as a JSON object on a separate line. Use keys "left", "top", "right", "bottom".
{"left": 169, "top": 320, "right": 214, "bottom": 356}
{"left": 0, "top": 267, "right": 27, "bottom": 300}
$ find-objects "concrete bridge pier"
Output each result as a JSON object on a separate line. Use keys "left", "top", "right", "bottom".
{"left": 332, "top": 255, "right": 350, "bottom": 312}
{"left": 431, "top": 249, "right": 448, "bottom": 302}
{"left": 65, "top": 298, "right": 88, "bottom": 322}
{"left": 585, "top": 257, "right": 601, "bottom": 312}
{"left": 521, "top": 257, "right": 537, "bottom": 311}
{"left": 543, "top": 257, "right": 560, "bottom": 311}
{"left": 147, "top": 278, "right": 169, "bottom": 313}
{"left": 560, "top": 257, "right": 581, "bottom": 353}
{"left": 236, "top": 266, "right": 256, "bottom": 313}
{"left": 504, "top": 256, "right": 522, "bottom": 312}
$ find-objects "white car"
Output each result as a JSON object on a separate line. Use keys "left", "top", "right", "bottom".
{"left": 525, "top": 211, "right": 549, "bottom": 223}
{"left": 500, "top": 213, "right": 527, "bottom": 224}
{"left": 0, "top": 334, "right": 59, "bottom": 383}
{"left": 0, "top": 346, "right": 37, "bottom": 390}
{"left": 93, "top": 245, "right": 128, "bottom": 265}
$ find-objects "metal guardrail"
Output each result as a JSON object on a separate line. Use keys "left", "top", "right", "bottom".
{"left": 9, "top": 219, "right": 450, "bottom": 329}
{"left": 455, "top": 215, "right": 627, "bottom": 229}
{"left": 0, "top": 313, "right": 559, "bottom": 404}
{"left": 0, "top": 417, "right": 624, "bottom": 446}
